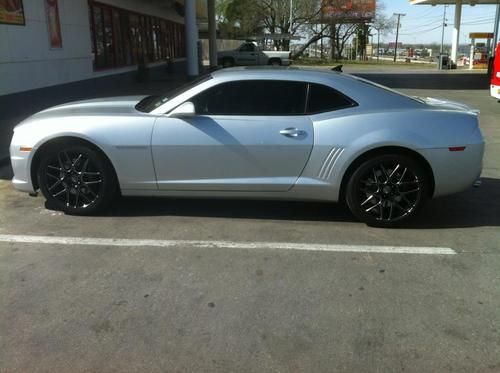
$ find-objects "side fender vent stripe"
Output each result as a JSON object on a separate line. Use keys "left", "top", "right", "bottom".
{"left": 318, "top": 147, "right": 345, "bottom": 180}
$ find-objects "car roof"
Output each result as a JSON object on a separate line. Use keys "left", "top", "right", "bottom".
{"left": 210, "top": 66, "right": 376, "bottom": 90}
{"left": 211, "top": 66, "right": 342, "bottom": 81}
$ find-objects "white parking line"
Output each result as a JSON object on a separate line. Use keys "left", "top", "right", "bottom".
{"left": 0, "top": 234, "right": 456, "bottom": 255}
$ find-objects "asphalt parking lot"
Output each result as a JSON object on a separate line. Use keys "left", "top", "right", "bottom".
{"left": 1, "top": 77, "right": 500, "bottom": 372}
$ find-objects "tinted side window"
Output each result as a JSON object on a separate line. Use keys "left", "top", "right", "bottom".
{"left": 191, "top": 80, "right": 307, "bottom": 115}
{"left": 240, "top": 43, "right": 255, "bottom": 52}
{"left": 307, "top": 83, "right": 356, "bottom": 114}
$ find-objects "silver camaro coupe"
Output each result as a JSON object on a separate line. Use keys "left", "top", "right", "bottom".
{"left": 10, "top": 67, "right": 484, "bottom": 227}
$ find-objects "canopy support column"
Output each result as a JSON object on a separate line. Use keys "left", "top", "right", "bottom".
{"left": 493, "top": 3, "right": 500, "bottom": 49}
{"left": 207, "top": 0, "right": 217, "bottom": 69}
{"left": 185, "top": 0, "right": 199, "bottom": 77}
{"left": 451, "top": 0, "right": 462, "bottom": 66}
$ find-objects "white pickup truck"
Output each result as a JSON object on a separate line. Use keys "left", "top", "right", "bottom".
{"left": 217, "top": 42, "right": 292, "bottom": 67}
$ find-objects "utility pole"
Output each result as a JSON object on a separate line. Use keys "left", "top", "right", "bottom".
{"left": 440, "top": 5, "right": 448, "bottom": 54}
{"left": 393, "top": 13, "right": 405, "bottom": 62}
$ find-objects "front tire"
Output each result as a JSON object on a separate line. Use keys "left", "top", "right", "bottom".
{"left": 346, "top": 154, "right": 429, "bottom": 227}
{"left": 37, "top": 144, "right": 117, "bottom": 215}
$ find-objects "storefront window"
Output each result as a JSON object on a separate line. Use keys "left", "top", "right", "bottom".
{"left": 88, "top": 1, "right": 185, "bottom": 70}
{"left": 91, "top": 5, "right": 105, "bottom": 69}
{"left": 102, "top": 7, "right": 114, "bottom": 67}
{"left": 112, "top": 9, "right": 124, "bottom": 66}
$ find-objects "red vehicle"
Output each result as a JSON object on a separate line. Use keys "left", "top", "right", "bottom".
{"left": 492, "top": 42, "right": 500, "bottom": 100}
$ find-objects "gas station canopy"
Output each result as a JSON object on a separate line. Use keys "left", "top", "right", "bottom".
{"left": 409, "top": 0, "right": 500, "bottom": 66}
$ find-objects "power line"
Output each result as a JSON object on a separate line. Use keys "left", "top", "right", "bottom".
{"left": 400, "top": 15, "right": 444, "bottom": 25}
{"left": 399, "top": 25, "right": 442, "bottom": 36}
{"left": 461, "top": 14, "right": 497, "bottom": 21}
{"left": 462, "top": 19, "right": 495, "bottom": 25}
{"left": 401, "top": 18, "right": 443, "bottom": 29}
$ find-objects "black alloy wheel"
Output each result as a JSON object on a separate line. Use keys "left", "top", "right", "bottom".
{"left": 37, "top": 145, "right": 116, "bottom": 215}
{"left": 346, "top": 154, "right": 429, "bottom": 227}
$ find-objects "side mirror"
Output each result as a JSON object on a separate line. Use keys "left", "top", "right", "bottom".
{"left": 168, "top": 101, "right": 196, "bottom": 118}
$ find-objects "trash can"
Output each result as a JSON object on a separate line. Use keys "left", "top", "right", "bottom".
{"left": 438, "top": 54, "right": 450, "bottom": 70}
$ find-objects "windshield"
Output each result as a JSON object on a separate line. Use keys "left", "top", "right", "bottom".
{"left": 135, "top": 74, "right": 213, "bottom": 113}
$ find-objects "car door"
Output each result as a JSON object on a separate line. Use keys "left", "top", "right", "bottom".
{"left": 151, "top": 80, "right": 313, "bottom": 192}
{"left": 235, "top": 43, "right": 258, "bottom": 65}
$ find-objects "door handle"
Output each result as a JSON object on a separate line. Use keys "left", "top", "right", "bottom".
{"left": 280, "top": 128, "right": 306, "bottom": 138}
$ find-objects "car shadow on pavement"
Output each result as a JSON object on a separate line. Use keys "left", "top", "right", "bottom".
{"left": 109, "top": 197, "right": 357, "bottom": 222}
{"left": 105, "top": 177, "right": 500, "bottom": 229}
{"left": 406, "top": 177, "right": 500, "bottom": 229}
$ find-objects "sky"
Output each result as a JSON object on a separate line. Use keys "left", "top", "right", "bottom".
{"left": 379, "top": 0, "right": 498, "bottom": 45}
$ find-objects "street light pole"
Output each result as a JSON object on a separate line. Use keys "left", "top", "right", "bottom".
{"left": 393, "top": 13, "right": 405, "bottom": 63}
{"left": 440, "top": 5, "right": 447, "bottom": 54}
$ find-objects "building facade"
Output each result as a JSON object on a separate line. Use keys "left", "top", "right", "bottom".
{"left": 0, "top": 0, "right": 189, "bottom": 97}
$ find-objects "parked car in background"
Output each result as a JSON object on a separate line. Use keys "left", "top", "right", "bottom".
{"left": 10, "top": 68, "right": 484, "bottom": 227}
{"left": 217, "top": 42, "right": 291, "bottom": 67}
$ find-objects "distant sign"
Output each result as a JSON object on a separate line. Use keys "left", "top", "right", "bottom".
{"left": 389, "top": 42, "right": 403, "bottom": 49}
{"left": 469, "top": 32, "right": 494, "bottom": 39}
{"left": 321, "top": 0, "right": 376, "bottom": 22}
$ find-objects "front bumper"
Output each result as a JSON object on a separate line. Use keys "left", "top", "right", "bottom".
{"left": 491, "top": 84, "right": 500, "bottom": 100}
{"left": 10, "top": 135, "right": 36, "bottom": 193}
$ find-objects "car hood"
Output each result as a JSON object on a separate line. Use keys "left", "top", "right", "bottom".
{"left": 27, "top": 96, "right": 148, "bottom": 121}
{"left": 415, "top": 96, "right": 479, "bottom": 114}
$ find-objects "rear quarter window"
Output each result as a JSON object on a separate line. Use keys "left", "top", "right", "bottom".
{"left": 307, "top": 83, "right": 357, "bottom": 114}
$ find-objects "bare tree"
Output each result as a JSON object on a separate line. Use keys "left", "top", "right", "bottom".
{"left": 291, "top": 23, "right": 330, "bottom": 59}
{"left": 370, "top": 3, "right": 395, "bottom": 37}
{"left": 217, "top": 0, "right": 322, "bottom": 50}
{"left": 258, "top": 0, "right": 324, "bottom": 51}
{"left": 217, "top": 0, "right": 379, "bottom": 60}
{"left": 328, "top": 23, "right": 358, "bottom": 60}
{"left": 292, "top": 0, "right": 375, "bottom": 60}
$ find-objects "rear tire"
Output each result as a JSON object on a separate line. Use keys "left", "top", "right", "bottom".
{"left": 37, "top": 144, "right": 117, "bottom": 215}
{"left": 269, "top": 59, "right": 282, "bottom": 66}
{"left": 345, "top": 154, "right": 429, "bottom": 228}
